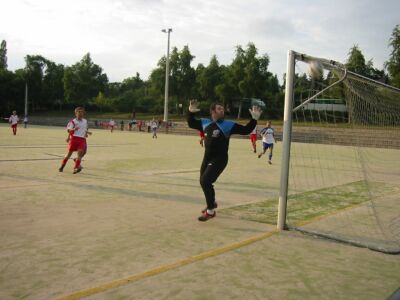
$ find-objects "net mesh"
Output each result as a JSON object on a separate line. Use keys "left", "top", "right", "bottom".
{"left": 287, "top": 61, "right": 400, "bottom": 254}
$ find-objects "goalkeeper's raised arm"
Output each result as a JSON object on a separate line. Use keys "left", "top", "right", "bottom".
{"left": 230, "top": 106, "right": 261, "bottom": 135}
{"left": 187, "top": 99, "right": 202, "bottom": 131}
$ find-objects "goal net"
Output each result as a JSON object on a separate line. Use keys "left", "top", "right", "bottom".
{"left": 278, "top": 51, "right": 400, "bottom": 254}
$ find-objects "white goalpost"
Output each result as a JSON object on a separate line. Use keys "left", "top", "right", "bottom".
{"left": 278, "top": 50, "right": 400, "bottom": 254}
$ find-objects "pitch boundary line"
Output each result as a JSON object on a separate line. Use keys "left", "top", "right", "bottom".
{"left": 56, "top": 202, "right": 363, "bottom": 300}
{"left": 56, "top": 229, "right": 279, "bottom": 300}
{"left": 0, "top": 158, "right": 61, "bottom": 162}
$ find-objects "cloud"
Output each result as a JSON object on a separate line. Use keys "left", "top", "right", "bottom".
{"left": 251, "top": 18, "right": 298, "bottom": 39}
{"left": 1, "top": 0, "right": 400, "bottom": 82}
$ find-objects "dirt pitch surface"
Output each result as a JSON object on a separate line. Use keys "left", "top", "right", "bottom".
{"left": 0, "top": 124, "right": 399, "bottom": 300}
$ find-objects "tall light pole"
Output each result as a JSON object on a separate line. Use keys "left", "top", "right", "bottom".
{"left": 162, "top": 28, "right": 172, "bottom": 123}
{"left": 24, "top": 82, "right": 28, "bottom": 117}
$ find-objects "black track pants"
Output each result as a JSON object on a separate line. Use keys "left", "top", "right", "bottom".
{"left": 199, "top": 156, "right": 228, "bottom": 210}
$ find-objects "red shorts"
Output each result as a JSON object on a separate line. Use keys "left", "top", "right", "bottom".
{"left": 11, "top": 124, "right": 17, "bottom": 129}
{"left": 250, "top": 134, "right": 257, "bottom": 143}
{"left": 68, "top": 136, "right": 87, "bottom": 152}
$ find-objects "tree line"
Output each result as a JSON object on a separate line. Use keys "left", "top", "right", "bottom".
{"left": 0, "top": 24, "right": 399, "bottom": 119}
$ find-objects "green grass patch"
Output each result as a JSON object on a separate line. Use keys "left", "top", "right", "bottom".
{"left": 220, "top": 180, "right": 396, "bottom": 225}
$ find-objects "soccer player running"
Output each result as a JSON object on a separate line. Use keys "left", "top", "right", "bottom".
{"left": 187, "top": 100, "right": 262, "bottom": 221}
{"left": 258, "top": 121, "right": 275, "bottom": 164}
{"left": 65, "top": 126, "right": 91, "bottom": 163}
{"left": 59, "top": 107, "right": 91, "bottom": 174}
{"left": 250, "top": 126, "right": 257, "bottom": 153}
{"left": 9, "top": 111, "right": 19, "bottom": 135}
{"left": 109, "top": 119, "right": 115, "bottom": 132}
{"left": 199, "top": 130, "right": 205, "bottom": 147}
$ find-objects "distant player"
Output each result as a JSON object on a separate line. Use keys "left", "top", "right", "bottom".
{"left": 258, "top": 121, "right": 275, "bottom": 164}
{"left": 9, "top": 111, "right": 19, "bottom": 135}
{"left": 137, "top": 120, "right": 143, "bottom": 131}
{"left": 109, "top": 119, "right": 115, "bottom": 132}
{"left": 59, "top": 107, "right": 91, "bottom": 174}
{"left": 199, "top": 130, "right": 205, "bottom": 147}
{"left": 151, "top": 119, "right": 158, "bottom": 138}
{"left": 23, "top": 116, "right": 28, "bottom": 128}
{"left": 250, "top": 126, "right": 257, "bottom": 153}
{"left": 128, "top": 119, "right": 136, "bottom": 131}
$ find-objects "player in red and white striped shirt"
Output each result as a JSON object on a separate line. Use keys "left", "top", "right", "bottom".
{"left": 59, "top": 107, "right": 91, "bottom": 174}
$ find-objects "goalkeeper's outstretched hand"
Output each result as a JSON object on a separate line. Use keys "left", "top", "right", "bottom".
{"left": 188, "top": 99, "right": 200, "bottom": 113}
{"left": 249, "top": 105, "right": 262, "bottom": 120}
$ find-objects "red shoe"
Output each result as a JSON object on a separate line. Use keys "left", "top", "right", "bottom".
{"left": 201, "top": 201, "right": 218, "bottom": 213}
{"left": 73, "top": 167, "right": 82, "bottom": 174}
{"left": 198, "top": 211, "right": 216, "bottom": 222}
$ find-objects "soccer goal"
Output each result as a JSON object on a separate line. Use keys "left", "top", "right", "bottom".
{"left": 278, "top": 50, "right": 400, "bottom": 254}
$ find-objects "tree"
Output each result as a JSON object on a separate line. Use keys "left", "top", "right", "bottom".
{"left": 385, "top": 24, "right": 400, "bottom": 87}
{"left": 110, "top": 73, "right": 148, "bottom": 112}
{"left": 64, "top": 53, "right": 108, "bottom": 105}
{"left": 23, "top": 55, "right": 65, "bottom": 111}
{"left": 0, "top": 41, "right": 288, "bottom": 115}
{"left": 346, "top": 45, "right": 387, "bottom": 82}
{"left": 234, "top": 43, "right": 268, "bottom": 98}
{"left": 93, "top": 91, "right": 111, "bottom": 112}
{"left": 106, "top": 82, "right": 122, "bottom": 98}
{"left": 148, "top": 46, "right": 196, "bottom": 113}
{"left": 0, "top": 40, "right": 7, "bottom": 70}
{"left": 365, "top": 59, "right": 388, "bottom": 82}
{"left": 215, "top": 65, "right": 236, "bottom": 110}
{"left": 176, "top": 45, "right": 196, "bottom": 105}
{"left": 120, "top": 72, "right": 144, "bottom": 93}
{"left": 168, "top": 46, "right": 196, "bottom": 112}
{"left": 25, "top": 55, "right": 47, "bottom": 112}
{"left": 147, "top": 57, "right": 167, "bottom": 112}
{"left": 227, "top": 43, "right": 279, "bottom": 118}
{"left": 0, "top": 67, "right": 25, "bottom": 113}
{"left": 42, "top": 62, "right": 65, "bottom": 109}
{"left": 196, "top": 55, "right": 223, "bottom": 102}
{"left": 346, "top": 45, "right": 367, "bottom": 75}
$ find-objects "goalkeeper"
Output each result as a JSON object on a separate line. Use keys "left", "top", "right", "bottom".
{"left": 187, "top": 100, "right": 262, "bottom": 221}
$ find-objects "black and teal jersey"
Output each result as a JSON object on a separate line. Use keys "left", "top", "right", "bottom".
{"left": 188, "top": 112, "right": 257, "bottom": 159}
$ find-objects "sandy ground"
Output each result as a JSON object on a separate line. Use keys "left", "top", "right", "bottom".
{"left": 0, "top": 124, "right": 399, "bottom": 300}
{"left": 91, "top": 231, "right": 400, "bottom": 300}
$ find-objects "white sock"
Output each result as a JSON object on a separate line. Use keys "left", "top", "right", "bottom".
{"left": 207, "top": 209, "right": 214, "bottom": 215}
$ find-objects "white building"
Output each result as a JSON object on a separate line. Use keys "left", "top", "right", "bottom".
{"left": 302, "top": 98, "right": 347, "bottom": 112}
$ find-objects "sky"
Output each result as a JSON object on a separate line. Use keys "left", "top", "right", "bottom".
{"left": 1, "top": 0, "right": 399, "bottom": 83}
